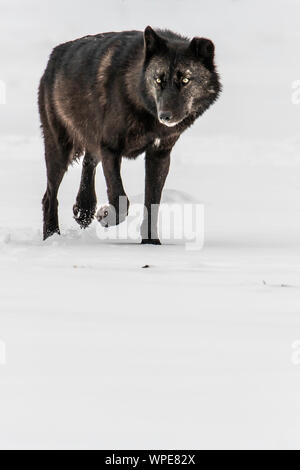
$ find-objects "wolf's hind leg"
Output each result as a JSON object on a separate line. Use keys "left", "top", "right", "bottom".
{"left": 73, "top": 152, "right": 99, "bottom": 228}
{"left": 40, "top": 78, "right": 71, "bottom": 240}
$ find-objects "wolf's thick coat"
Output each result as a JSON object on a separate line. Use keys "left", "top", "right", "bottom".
{"left": 39, "top": 27, "right": 221, "bottom": 242}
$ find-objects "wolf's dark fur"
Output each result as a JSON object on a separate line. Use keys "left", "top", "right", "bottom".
{"left": 39, "top": 26, "right": 221, "bottom": 243}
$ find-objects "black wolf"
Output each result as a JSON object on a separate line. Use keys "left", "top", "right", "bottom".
{"left": 39, "top": 26, "right": 221, "bottom": 244}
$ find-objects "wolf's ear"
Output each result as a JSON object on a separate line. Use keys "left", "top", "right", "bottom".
{"left": 189, "top": 37, "right": 215, "bottom": 70}
{"left": 144, "top": 26, "right": 167, "bottom": 60}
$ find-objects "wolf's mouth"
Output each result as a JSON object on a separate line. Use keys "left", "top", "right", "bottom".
{"left": 158, "top": 119, "right": 180, "bottom": 127}
{"left": 158, "top": 112, "right": 189, "bottom": 127}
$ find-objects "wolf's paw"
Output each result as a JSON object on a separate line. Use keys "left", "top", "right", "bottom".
{"left": 43, "top": 225, "right": 60, "bottom": 241}
{"left": 141, "top": 238, "right": 161, "bottom": 245}
{"left": 73, "top": 203, "right": 96, "bottom": 229}
{"left": 96, "top": 203, "right": 128, "bottom": 228}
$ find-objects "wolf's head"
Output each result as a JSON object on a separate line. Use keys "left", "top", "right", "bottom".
{"left": 141, "top": 26, "right": 221, "bottom": 127}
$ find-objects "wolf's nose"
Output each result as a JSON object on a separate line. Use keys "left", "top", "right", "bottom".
{"left": 159, "top": 111, "right": 173, "bottom": 122}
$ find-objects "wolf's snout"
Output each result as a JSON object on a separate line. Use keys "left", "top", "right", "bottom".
{"left": 159, "top": 111, "right": 173, "bottom": 122}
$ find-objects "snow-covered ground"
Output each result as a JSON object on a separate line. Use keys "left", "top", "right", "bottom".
{"left": 1, "top": 0, "right": 300, "bottom": 450}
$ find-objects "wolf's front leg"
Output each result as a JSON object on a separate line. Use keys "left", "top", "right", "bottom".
{"left": 96, "top": 146, "right": 129, "bottom": 227}
{"left": 141, "top": 148, "right": 171, "bottom": 245}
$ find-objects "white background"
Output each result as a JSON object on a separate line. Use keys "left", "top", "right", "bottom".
{"left": 0, "top": 0, "right": 300, "bottom": 449}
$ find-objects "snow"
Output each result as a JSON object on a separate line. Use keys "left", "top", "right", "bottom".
{"left": 1, "top": 0, "right": 300, "bottom": 450}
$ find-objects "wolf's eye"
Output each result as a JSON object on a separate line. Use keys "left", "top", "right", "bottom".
{"left": 182, "top": 77, "right": 190, "bottom": 84}
{"left": 156, "top": 78, "right": 162, "bottom": 84}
